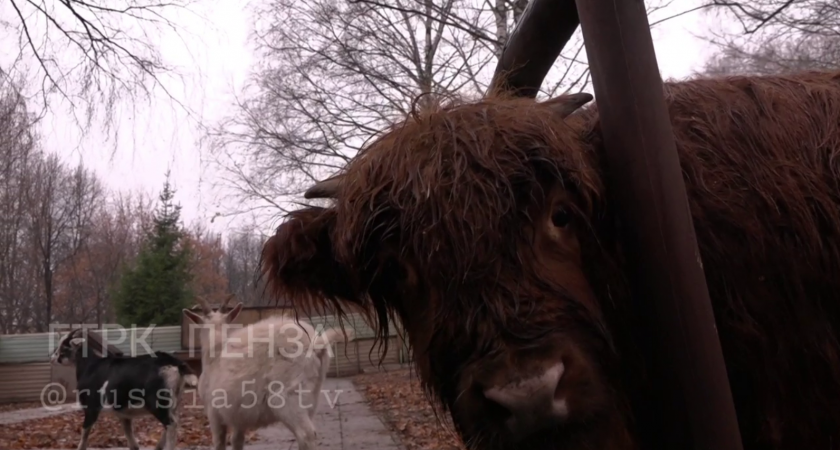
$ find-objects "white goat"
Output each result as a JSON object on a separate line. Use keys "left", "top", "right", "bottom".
{"left": 182, "top": 296, "right": 354, "bottom": 450}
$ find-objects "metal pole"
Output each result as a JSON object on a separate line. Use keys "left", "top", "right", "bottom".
{"left": 571, "top": 0, "right": 744, "bottom": 449}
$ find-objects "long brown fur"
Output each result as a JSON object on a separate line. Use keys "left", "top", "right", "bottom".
{"left": 261, "top": 69, "right": 840, "bottom": 449}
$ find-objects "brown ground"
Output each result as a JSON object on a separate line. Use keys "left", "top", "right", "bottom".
{"left": 0, "top": 390, "right": 258, "bottom": 450}
{"left": 1, "top": 368, "right": 465, "bottom": 449}
{"left": 353, "top": 367, "right": 467, "bottom": 450}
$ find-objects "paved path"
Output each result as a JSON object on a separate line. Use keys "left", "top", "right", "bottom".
{"left": 0, "top": 378, "right": 403, "bottom": 450}
{"left": 0, "top": 402, "right": 80, "bottom": 425}
{"left": 248, "top": 378, "right": 401, "bottom": 450}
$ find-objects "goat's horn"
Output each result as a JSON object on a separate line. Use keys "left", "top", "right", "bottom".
{"left": 221, "top": 294, "right": 235, "bottom": 309}
{"left": 194, "top": 296, "right": 212, "bottom": 315}
{"left": 304, "top": 174, "right": 344, "bottom": 199}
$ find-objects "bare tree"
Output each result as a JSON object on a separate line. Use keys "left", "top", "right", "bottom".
{"left": 183, "top": 222, "right": 230, "bottom": 304}
{"left": 52, "top": 189, "right": 155, "bottom": 326}
{"left": 0, "top": 76, "right": 192, "bottom": 332}
{"left": 701, "top": 0, "right": 840, "bottom": 75}
{"left": 203, "top": 0, "right": 672, "bottom": 224}
{"left": 26, "top": 156, "right": 104, "bottom": 330}
{"left": 0, "top": 0, "right": 199, "bottom": 139}
{"left": 0, "top": 75, "right": 156, "bottom": 332}
{"left": 222, "top": 228, "right": 271, "bottom": 306}
{"left": 0, "top": 76, "right": 41, "bottom": 333}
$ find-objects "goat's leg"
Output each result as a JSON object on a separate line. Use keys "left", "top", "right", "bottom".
{"left": 120, "top": 418, "right": 140, "bottom": 450}
{"left": 154, "top": 429, "right": 167, "bottom": 450}
{"left": 76, "top": 408, "right": 100, "bottom": 450}
{"left": 209, "top": 411, "right": 227, "bottom": 450}
{"left": 149, "top": 405, "right": 180, "bottom": 450}
{"left": 289, "top": 415, "right": 318, "bottom": 450}
{"left": 163, "top": 411, "right": 179, "bottom": 450}
{"left": 76, "top": 426, "right": 92, "bottom": 450}
{"left": 230, "top": 428, "right": 246, "bottom": 450}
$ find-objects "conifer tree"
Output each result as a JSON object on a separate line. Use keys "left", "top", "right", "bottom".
{"left": 113, "top": 174, "right": 193, "bottom": 326}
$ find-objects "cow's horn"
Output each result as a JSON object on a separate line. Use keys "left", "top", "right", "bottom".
{"left": 304, "top": 174, "right": 344, "bottom": 199}
{"left": 488, "top": 0, "right": 581, "bottom": 98}
{"left": 542, "top": 92, "right": 594, "bottom": 118}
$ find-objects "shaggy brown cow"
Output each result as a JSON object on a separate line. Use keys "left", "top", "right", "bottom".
{"left": 259, "top": 65, "right": 840, "bottom": 450}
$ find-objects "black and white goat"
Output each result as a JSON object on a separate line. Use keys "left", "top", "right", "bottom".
{"left": 50, "top": 328, "right": 199, "bottom": 450}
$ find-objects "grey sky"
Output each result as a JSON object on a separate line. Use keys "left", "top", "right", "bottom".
{"left": 8, "top": 0, "right": 714, "bottom": 239}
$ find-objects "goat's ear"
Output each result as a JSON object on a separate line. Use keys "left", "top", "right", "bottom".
{"left": 260, "top": 207, "right": 358, "bottom": 313}
{"left": 69, "top": 337, "right": 85, "bottom": 347}
{"left": 183, "top": 308, "right": 204, "bottom": 324}
{"left": 226, "top": 302, "right": 243, "bottom": 323}
{"left": 542, "top": 92, "right": 593, "bottom": 118}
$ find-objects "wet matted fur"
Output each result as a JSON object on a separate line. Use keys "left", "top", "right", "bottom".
{"left": 261, "top": 70, "right": 840, "bottom": 450}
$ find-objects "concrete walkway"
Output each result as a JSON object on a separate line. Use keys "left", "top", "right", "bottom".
{"left": 0, "top": 402, "right": 81, "bottom": 425}
{"left": 0, "top": 378, "right": 403, "bottom": 450}
{"left": 248, "top": 378, "right": 401, "bottom": 450}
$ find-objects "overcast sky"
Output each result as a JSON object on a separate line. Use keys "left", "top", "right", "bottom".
{"left": 12, "top": 0, "right": 715, "bottom": 239}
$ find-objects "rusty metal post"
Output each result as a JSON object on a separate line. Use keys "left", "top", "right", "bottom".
{"left": 572, "top": 0, "right": 744, "bottom": 449}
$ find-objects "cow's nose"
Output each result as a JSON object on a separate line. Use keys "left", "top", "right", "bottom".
{"left": 481, "top": 362, "right": 568, "bottom": 441}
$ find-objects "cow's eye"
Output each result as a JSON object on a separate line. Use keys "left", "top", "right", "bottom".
{"left": 551, "top": 207, "right": 571, "bottom": 228}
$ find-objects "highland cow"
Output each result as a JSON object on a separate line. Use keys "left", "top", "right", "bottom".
{"left": 259, "top": 66, "right": 840, "bottom": 450}
{"left": 256, "top": 10, "right": 840, "bottom": 450}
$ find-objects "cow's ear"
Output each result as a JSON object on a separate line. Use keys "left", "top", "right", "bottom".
{"left": 261, "top": 207, "right": 358, "bottom": 313}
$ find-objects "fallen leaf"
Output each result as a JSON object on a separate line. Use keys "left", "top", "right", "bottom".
{"left": 0, "top": 391, "right": 260, "bottom": 450}
{"left": 353, "top": 368, "right": 466, "bottom": 450}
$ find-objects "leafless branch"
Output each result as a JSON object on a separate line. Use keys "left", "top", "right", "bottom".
{"left": 1, "top": 0, "right": 200, "bottom": 143}
{"left": 204, "top": 0, "right": 672, "bottom": 224}
{"left": 702, "top": 0, "right": 840, "bottom": 75}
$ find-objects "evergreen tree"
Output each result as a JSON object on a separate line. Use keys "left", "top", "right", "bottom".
{"left": 112, "top": 174, "right": 193, "bottom": 326}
